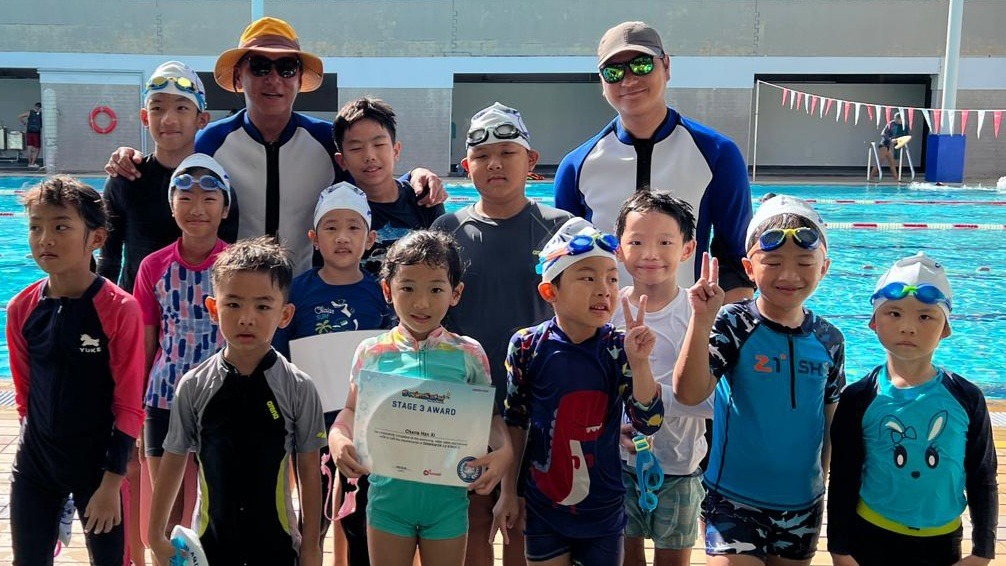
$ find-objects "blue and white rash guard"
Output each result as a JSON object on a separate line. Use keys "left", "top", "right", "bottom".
{"left": 197, "top": 110, "right": 343, "bottom": 273}
{"left": 554, "top": 108, "right": 753, "bottom": 290}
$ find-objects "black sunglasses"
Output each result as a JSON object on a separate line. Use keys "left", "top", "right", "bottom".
{"left": 599, "top": 55, "right": 658, "bottom": 84}
{"left": 245, "top": 55, "right": 302, "bottom": 79}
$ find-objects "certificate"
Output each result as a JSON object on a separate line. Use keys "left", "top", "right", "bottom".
{"left": 354, "top": 369, "right": 495, "bottom": 487}
{"left": 289, "top": 330, "right": 384, "bottom": 412}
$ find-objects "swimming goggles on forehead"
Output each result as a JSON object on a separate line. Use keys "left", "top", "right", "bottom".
{"left": 171, "top": 173, "right": 226, "bottom": 191}
{"left": 466, "top": 123, "right": 528, "bottom": 146}
{"left": 245, "top": 54, "right": 302, "bottom": 79}
{"left": 599, "top": 55, "right": 658, "bottom": 84}
{"left": 144, "top": 76, "right": 206, "bottom": 108}
{"left": 536, "top": 232, "right": 619, "bottom": 274}
{"left": 757, "top": 227, "right": 822, "bottom": 252}
{"left": 871, "top": 282, "right": 952, "bottom": 311}
{"left": 145, "top": 75, "right": 199, "bottom": 94}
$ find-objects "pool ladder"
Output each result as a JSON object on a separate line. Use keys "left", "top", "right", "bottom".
{"left": 867, "top": 142, "right": 915, "bottom": 183}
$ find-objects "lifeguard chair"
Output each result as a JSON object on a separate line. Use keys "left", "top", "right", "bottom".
{"left": 867, "top": 135, "right": 915, "bottom": 182}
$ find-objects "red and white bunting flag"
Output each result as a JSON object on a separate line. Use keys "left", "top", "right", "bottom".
{"left": 960, "top": 110, "right": 969, "bottom": 134}
{"left": 899, "top": 107, "right": 907, "bottom": 129}
{"left": 875, "top": 105, "right": 883, "bottom": 127}
{"left": 907, "top": 108, "right": 915, "bottom": 130}
{"left": 843, "top": 101, "right": 851, "bottom": 123}
{"left": 781, "top": 88, "right": 789, "bottom": 107}
{"left": 804, "top": 92, "right": 810, "bottom": 113}
{"left": 810, "top": 95, "right": 819, "bottom": 116}
{"left": 921, "top": 108, "right": 933, "bottom": 132}
{"left": 866, "top": 105, "right": 874, "bottom": 121}
{"left": 976, "top": 110, "right": 986, "bottom": 139}
{"left": 824, "top": 98, "right": 834, "bottom": 118}
{"left": 885, "top": 106, "right": 892, "bottom": 124}
{"left": 790, "top": 90, "right": 797, "bottom": 110}
{"left": 947, "top": 110, "right": 956, "bottom": 135}
{"left": 854, "top": 102, "right": 861, "bottom": 125}
{"left": 995, "top": 111, "right": 1003, "bottom": 139}
{"left": 933, "top": 110, "right": 942, "bottom": 134}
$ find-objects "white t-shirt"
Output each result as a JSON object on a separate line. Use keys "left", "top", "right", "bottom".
{"left": 611, "top": 286, "right": 713, "bottom": 475}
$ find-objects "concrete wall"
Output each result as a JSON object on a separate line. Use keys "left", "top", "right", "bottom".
{"left": 2, "top": 1, "right": 1004, "bottom": 58}
{"left": 338, "top": 87, "right": 452, "bottom": 175}
{"left": 41, "top": 81, "right": 143, "bottom": 172}
{"left": 451, "top": 82, "right": 613, "bottom": 167}
{"left": 1, "top": 1, "right": 1004, "bottom": 178}
{"left": 753, "top": 83, "right": 928, "bottom": 167}
{"left": 949, "top": 90, "right": 1006, "bottom": 181}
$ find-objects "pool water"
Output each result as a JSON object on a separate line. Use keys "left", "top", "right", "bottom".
{"left": 2, "top": 177, "right": 1005, "bottom": 397}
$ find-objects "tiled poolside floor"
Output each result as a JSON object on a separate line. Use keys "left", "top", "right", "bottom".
{"left": 1, "top": 406, "right": 1004, "bottom": 565}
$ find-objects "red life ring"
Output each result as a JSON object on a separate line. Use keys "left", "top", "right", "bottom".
{"left": 89, "top": 106, "right": 117, "bottom": 134}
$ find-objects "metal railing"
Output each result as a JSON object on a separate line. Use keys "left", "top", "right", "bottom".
{"left": 867, "top": 142, "right": 915, "bottom": 182}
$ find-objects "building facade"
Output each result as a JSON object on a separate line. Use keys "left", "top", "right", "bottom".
{"left": 0, "top": 0, "right": 1003, "bottom": 178}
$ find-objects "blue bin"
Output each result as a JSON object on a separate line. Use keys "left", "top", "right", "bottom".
{"left": 925, "top": 134, "right": 966, "bottom": 183}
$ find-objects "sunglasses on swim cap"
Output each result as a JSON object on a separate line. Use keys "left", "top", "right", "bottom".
{"left": 599, "top": 55, "right": 658, "bottom": 84}
{"left": 756, "top": 227, "right": 821, "bottom": 252}
{"left": 245, "top": 55, "right": 302, "bottom": 79}
{"left": 871, "top": 282, "right": 952, "bottom": 312}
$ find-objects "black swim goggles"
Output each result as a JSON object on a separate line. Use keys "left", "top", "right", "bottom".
{"left": 757, "top": 227, "right": 822, "bottom": 252}
{"left": 245, "top": 55, "right": 302, "bottom": 79}
{"left": 599, "top": 55, "right": 658, "bottom": 84}
{"left": 466, "top": 123, "right": 529, "bottom": 147}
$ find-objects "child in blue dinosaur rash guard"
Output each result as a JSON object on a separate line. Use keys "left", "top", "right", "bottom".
{"left": 828, "top": 252, "right": 997, "bottom": 566}
{"left": 495, "top": 217, "right": 664, "bottom": 566}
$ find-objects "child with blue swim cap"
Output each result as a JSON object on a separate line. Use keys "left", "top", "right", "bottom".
{"left": 828, "top": 252, "right": 997, "bottom": 566}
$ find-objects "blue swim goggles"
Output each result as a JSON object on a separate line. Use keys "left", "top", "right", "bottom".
{"left": 171, "top": 173, "right": 226, "bottom": 192}
{"left": 536, "top": 232, "right": 619, "bottom": 275}
{"left": 871, "top": 282, "right": 952, "bottom": 312}
{"left": 632, "top": 434, "right": 664, "bottom": 513}
{"left": 757, "top": 227, "right": 821, "bottom": 252}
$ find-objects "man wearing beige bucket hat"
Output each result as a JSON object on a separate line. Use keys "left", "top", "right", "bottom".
{"left": 106, "top": 17, "right": 445, "bottom": 274}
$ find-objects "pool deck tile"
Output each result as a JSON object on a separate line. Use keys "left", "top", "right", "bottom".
{"left": 0, "top": 405, "right": 1003, "bottom": 564}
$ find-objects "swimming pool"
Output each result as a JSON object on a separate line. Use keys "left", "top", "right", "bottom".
{"left": 2, "top": 177, "right": 1004, "bottom": 397}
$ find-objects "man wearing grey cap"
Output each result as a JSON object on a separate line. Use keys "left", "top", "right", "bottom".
{"left": 555, "top": 21, "right": 754, "bottom": 302}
